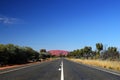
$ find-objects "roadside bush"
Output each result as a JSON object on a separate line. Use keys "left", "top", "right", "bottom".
{"left": 0, "top": 44, "right": 40, "bottom": 66}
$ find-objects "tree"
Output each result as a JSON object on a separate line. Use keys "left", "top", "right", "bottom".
{"left": 24, "top": 47, "right": 36, "bottom": 61}
{"left": 101, "top": 46, "right": 119, "bottom": 60}
{"left": 108, "top": 47, "right": 117, "bottom": 52}
{"left": 73, "top": 49, "right": 80, "bottom": 58}
{"left": 5, "top": 44, "right": 18, "bottom": 64}
{"left": 96, "top": 43, "right": 103, "bottom": 57}
{"left": 0, "top": 44, "right": 8, "bottom": 65}
{"left": 96, "top": 43, "right": 103, "bottom": 52}
{"left": 40, "top": 49, "right": 46, "bottom": 53}
{"left": 107, "top": 47, "right": 119, "bottom": 60}
{"left": 15, "top": 47, "right": 28, "bottom": 63}
{"left": 0, "top": 43, "right": 40, "bottom": 66}
{"left": 40, "top": 49, "right": 49, "bottom": 59}
{"left": 83, "top": 46, "right": 92, "bottom": 59}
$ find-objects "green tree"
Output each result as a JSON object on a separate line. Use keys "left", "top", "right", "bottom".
{"left": 5, "top": 44, "right": 18, "bottom": 64}
{"left": 0, "top": 44, "right": 8, "bottom": 65}
{"left": 24, "top": 47, "right": 36, "bottom": 61}
{"left": 96, "top": 43, "right": 103, "bottom": 57}
{"left": 40, "top": 49, "right": 49, "bottom": 59}
{"left": 0, "top": 43, "right": 40, "bottom": 65}
{"left": 107, "top": 47, "right": 119, "bottom": 60}
{"left": 83, "top": 46, "right": 92, "bottom": 59}
{"left": 40, "top": 49, "right": 46, "bottom": 53}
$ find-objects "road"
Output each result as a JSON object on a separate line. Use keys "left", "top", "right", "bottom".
{"left": 0, "top": 58, "right": 120, "bottom": 80}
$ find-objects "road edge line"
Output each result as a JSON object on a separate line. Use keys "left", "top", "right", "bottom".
{"left": 66, "top": 59, "right": 120, "bottom": 76}
{"left": 0, "top": 59, "right": 59, "bottom": 74}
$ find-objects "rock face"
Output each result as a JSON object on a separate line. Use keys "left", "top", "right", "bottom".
{"left": 48, "top": 50, "right": 68, "bottom": 56}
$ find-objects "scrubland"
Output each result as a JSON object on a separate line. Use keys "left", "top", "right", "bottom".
{"left": 69, "top": 58, "right": 120, "bottom": 71}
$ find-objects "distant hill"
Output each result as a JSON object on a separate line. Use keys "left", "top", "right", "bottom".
{"left": 48, "top": 50, "right": 68, "bottom": 56}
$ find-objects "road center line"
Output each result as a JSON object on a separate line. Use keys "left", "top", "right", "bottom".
{"left": 61, "top": 60, "right": 64, "bottom": 80}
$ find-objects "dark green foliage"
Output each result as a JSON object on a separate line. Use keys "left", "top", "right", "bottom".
{"left": 0, "top": 44, "right": 40, "bottom": 66}
{"left": 67, "top": 46, "right": 94, "bottom": 59}
{"left": 83, "top": 46, "right": 92, "bottom": 59}
{"left": 39, "top": 50, "right": 51, "bottom": 60}
{"left": 40, "top": 49, "right": 46, "bottom": 53}
{"left": 96, "top": 43, "right": 103, "bottom": 56}
{"left": 101, "top": 47, "right": 119, "bottom": 60}
{"left": 67, "top": 43, "right": 120, "bottom": 60}
{"left": 0, "top": 44, "right": 8, "bottom": 65}
{"left": 96, "top": 43, "right": 103, "bottom": 51}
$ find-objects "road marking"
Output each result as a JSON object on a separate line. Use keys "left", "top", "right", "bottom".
{"left": 0, "top": 67, "right": 28, "bottom": 74}
{"left": 0, "top": 59, "right": 58, "bottom": 75}
{"left": 87, "top": 64, "right": 120, "bottom": 76}
{"left": 61, "top": 60, "right": 64, "bottom": 80}
{"left": 0, "top": 63, "right": 41, "bottom": 74}
{"left": 68, "top": 59, "right": 120, "bottom": 76}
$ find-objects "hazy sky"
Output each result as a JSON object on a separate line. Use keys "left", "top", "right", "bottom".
{"left": 0, "top": 0, "right": 120, "bottom": 51}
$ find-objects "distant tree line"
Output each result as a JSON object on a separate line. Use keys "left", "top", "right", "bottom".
{"left": 39, "top": 49, "right": 52, "bottom": 60}
{"left": 67, "top": 43, "right": 120, "bottom": 60}
{"left": 0, "top": 44, "right": 52, "bottom": 66}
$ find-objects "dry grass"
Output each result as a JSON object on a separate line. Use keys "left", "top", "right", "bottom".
{"left": 69, "top": 58, "right": 120, "bottom": 71}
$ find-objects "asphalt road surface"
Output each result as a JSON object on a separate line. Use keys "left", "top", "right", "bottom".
{"left": 0, "top": 58, "right": 120, "bottom": 80}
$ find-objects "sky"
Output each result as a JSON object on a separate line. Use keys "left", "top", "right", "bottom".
{"left": 0, "top": 0, "right": 120, "bottom": 51}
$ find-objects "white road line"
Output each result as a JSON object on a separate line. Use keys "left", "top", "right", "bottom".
{"left": 0, "top": 63, "right": 40, "bottom": 74}
{"left": 0, "top": 66, "right": 29, "bottom": 74}
{"left": 69, "top": 59, "right": 120, "bottom": 76}
{"left": 87, "top": 64, "right": 120, "bottom": 76}
{"left": 61, "top": 60, "right": 64, "bottom": 80}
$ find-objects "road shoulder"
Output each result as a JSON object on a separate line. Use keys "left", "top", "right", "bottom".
{"left": 66, "top": 58, "right": 120, "bottom": 76}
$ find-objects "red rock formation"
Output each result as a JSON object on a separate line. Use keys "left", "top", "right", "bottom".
{"left": 48, "top": 50, "right": 68, "bottom": 56}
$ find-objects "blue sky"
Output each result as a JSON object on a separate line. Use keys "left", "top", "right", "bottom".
{"left": 0, "top": 0, "right": 120, "bottom": 51}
